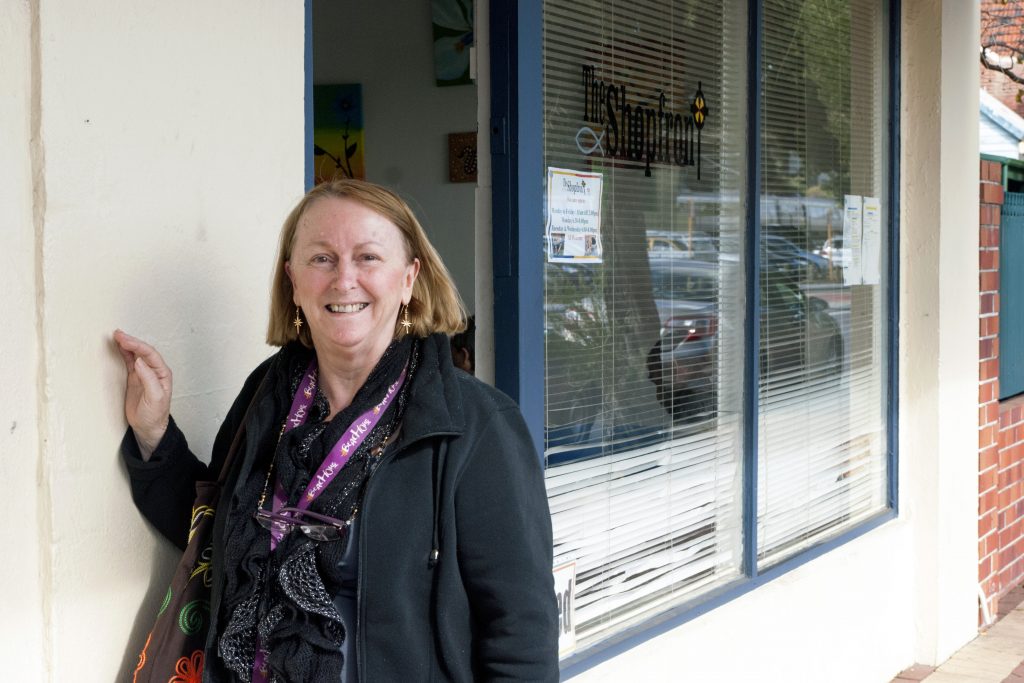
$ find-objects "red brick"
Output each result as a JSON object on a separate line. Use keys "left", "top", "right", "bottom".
{"left": 980, "top": 315, "right": 1000, "bottom": 338}
{"left": 994, "top": 204, "right": 1002, "bottom": 225}
{"left": 981, "top": 293, "right": 1001, "bottom": 315}
{"left": 984, "top": 160, "right": 1004, "bottom": 182}
{"left": 983, "top": 424, "right": 999, "bottom": 448}
{"left": 982, "top": 204, "right": 994, "bottom": 225}
{"left": 982, "top": 358, "right": 1000, "bottom": 381}
{"left": 1006, "top": 403, "right": 1024, "bottom": 427}
{"left": 980, "top": 249, "right": 999, "bottom": 270}
{"left": 982, "top": 467, "right": 998, "bottom": 493}
{"left": 980, "top": 554, "right": 993, "bottom": 581}
{"left": 982, "top": 445, "right": 1000, "bottom": 470}
{"left": 999, "top": 446, "right": 1015, "bottom": 471}
{"left": 983, "top": 183, "right": 1006, "bottom": 204}
{"left": 982, "top": 226, "right": 1001, "bottom": 247}
{"left": 981, "top": 534, "right": 997, "bottom": 558}
{"left": 981, "top": 270, "right": 1000, "bottom": 292}
{"left": 981, "top": 338, "right": 996, "bottom": 361}
{"left": 981, "top": 381, "right": 996, "bottom": 404}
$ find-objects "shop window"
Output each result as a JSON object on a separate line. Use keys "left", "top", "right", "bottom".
{"left": 541, "top": 0, "right": 893, "bottom": 656}
{"left": 756, "top": 0, "right": 890, "bottom": 567}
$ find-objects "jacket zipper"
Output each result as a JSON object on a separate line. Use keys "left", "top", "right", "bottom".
{"left": 354, "top": 429, "right": 455, "bottom": 683}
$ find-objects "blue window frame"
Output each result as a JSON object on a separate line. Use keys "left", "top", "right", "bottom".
{"left": 491, "top": 0, "right": 899, "bottom": 670}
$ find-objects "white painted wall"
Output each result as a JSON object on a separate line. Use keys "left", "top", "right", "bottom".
{"left": 0, "top": 1, "right": 45, "bottom": 679}
{"left": 312, "top": 0, "right": 479, "bottom": 314}
{"left": 981, "top": 112, "right": 1020, "bottom": 159}
{"left": 1, "top": 2, "right": 305, "bottom": 680}
{"left": 563, "top": 0, "right": 982, "bottom": 680}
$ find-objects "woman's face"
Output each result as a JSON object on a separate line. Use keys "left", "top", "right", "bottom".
{"left": 286, "top": 197, "right": 420, "bottom": 364}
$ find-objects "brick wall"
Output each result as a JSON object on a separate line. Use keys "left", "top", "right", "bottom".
{"left": 978, "top": 158, "right": 1024, "bottom": 621}
{"left": 980, "top": 65, "right": 1024, "bottom": 120}
{"left": 981, "top": 0, "right": 1024, "bottom": 119}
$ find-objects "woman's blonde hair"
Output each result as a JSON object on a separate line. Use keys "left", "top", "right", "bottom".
{"left": 267, "top": 178, "right": 467, "bottom": 347}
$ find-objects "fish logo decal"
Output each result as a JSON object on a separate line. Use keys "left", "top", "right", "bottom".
{"left": 575, "top": 126, "right": 605, "bottom": 156}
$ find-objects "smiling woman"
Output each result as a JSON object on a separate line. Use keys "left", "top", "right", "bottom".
{"left": 116, "top": 178, "right": 559, "bottom": 682}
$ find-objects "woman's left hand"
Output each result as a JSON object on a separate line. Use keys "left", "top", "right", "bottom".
{"left": 113, "top": 329, "right": 173, "bottom": 460}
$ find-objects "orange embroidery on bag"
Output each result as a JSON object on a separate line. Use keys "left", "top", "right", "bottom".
{"left": 132, "top": 631, "right": 152, "bottom": 682}
{"left": 169, "top": 649, "right": 204, "bottom": 683}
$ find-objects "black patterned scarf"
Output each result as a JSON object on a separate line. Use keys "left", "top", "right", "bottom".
{"left": 215, "top": 335, "right": 419, "bottom": 682}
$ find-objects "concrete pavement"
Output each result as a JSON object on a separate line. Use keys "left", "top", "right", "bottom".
{"left": 892, "top": 585, "right": 1024, "bottom": 683}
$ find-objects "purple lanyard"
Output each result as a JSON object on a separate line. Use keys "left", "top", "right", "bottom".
{"left": 253, "top": 358, "right": 406, "bottom": 682}
{"left": 267, "top": 358, "right": 407, "bottom": 546}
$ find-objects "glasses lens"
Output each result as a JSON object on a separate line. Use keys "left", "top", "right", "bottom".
{"left": 299, "top": 524, "right": 345, "bottom": 542}
{"left": 254, "top": 509, "right": 348, "bottom": 542}
{"left": 254, "top": 510, "right": 275, "bottom": 530}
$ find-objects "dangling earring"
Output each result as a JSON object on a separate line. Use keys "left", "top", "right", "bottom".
{"left": 292, "top": 306, "right": 303, "bottom": 334}
{"left": 400, "top": 303, "right": 412, "bottom": 336}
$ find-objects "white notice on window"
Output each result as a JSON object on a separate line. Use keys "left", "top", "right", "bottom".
{"left": 843, "top": 194, "right": 863, "bottom": 286}
{"left": 547, "top": 167, "right": 603, "bottom": 263}
{"left": 861, "top": 197, "right": 882, "bottom": 285}
{"left": 552, "top": 560, "right": 577, "bottom": 657}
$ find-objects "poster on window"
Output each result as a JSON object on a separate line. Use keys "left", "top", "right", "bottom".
{"left": 546, "top": 167, "right": 603, "bottom": 263}
{"left": 861, "top": 197, "right": 882, "bottom": 285}
{"left": 842, "top": 194, "right": 863, "bottom": 286}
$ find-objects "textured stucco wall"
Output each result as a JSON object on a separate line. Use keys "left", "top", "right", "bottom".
{"left": 0, "top": 0, "right": 45, "bottom": 679}
{"left": 902, "top": 0, "right": 981, "bottom": 664}
{"left": 6, "top": 2, "right": 306, "bottom": 680}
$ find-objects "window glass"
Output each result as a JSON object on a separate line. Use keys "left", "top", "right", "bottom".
{"left": 540, "top": 0, "right": 893, "bottom": 653}
{"left": 542, "top": 0, "right": 748, "bottom": 649}
{"left": 757, "top": 0, "right": 890, "bottom": 568}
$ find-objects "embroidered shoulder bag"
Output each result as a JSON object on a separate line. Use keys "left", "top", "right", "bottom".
{"left": 131, "top": 373, "right": 268, "bottom": 683}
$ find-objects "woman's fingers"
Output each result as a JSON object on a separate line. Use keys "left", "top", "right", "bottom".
{"left": 133, "top": 356, "right": 166, "bottom": 401}
{"left": 113, "top": 330, "right": 139, "bottom": 371}
{"left": 113, "top": 329, "right": 173, "bottom": 455}
{"left": 114, "top": 330, "right": 170, "bottom": 377}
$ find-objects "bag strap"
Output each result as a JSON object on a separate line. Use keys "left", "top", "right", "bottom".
{"left": 216, "top": 367, "right": 272, "bottom": 486}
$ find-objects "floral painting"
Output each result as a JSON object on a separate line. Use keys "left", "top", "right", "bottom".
{"left": 432, "top": 0, "right": 474, "bottom": 86}
{"left": 313, "top": 84, "right": 365, "bottom": 183}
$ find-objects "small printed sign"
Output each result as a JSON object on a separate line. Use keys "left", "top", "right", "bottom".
{"left": 861, "top": 196, "right": 882, "bottom": 285}
{"left": 553, "top": 560, "right": 578, "bottom": 657}
{"left": 843, "top": 194, "right": 864, "bottom": 286}
{"left": 546, "top": 167, "right": 603, "bottom": 263}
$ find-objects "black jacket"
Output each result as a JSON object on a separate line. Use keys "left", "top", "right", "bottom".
{"left": 123, "top": 334, "right": 559, "bottom": 682}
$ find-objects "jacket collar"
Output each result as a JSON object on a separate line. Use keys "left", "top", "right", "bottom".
{"left": 394, "top": 333, "right": 466, "bottom": 448}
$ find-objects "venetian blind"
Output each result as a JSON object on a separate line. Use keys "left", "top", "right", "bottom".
{"left": 756, "top": 0, "right": 890, "bottom": 568}
{"left": 542, "top": 0, "right": 748, "bottom": 650}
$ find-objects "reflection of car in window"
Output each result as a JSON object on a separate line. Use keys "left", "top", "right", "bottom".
{"left": 646, "top": 258, "right": 719, "bottom": 422}
{"left": 762, "top": 233, "right": 830, "bottom": 280}
{"left": 645, "top": 229, "right": 719, "bottom": 262}
{"left": 815, "top": 236, "right": 850, "bottom": 268}
{"left": 645, "top": 257, "right": 843, "bottom": 424}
